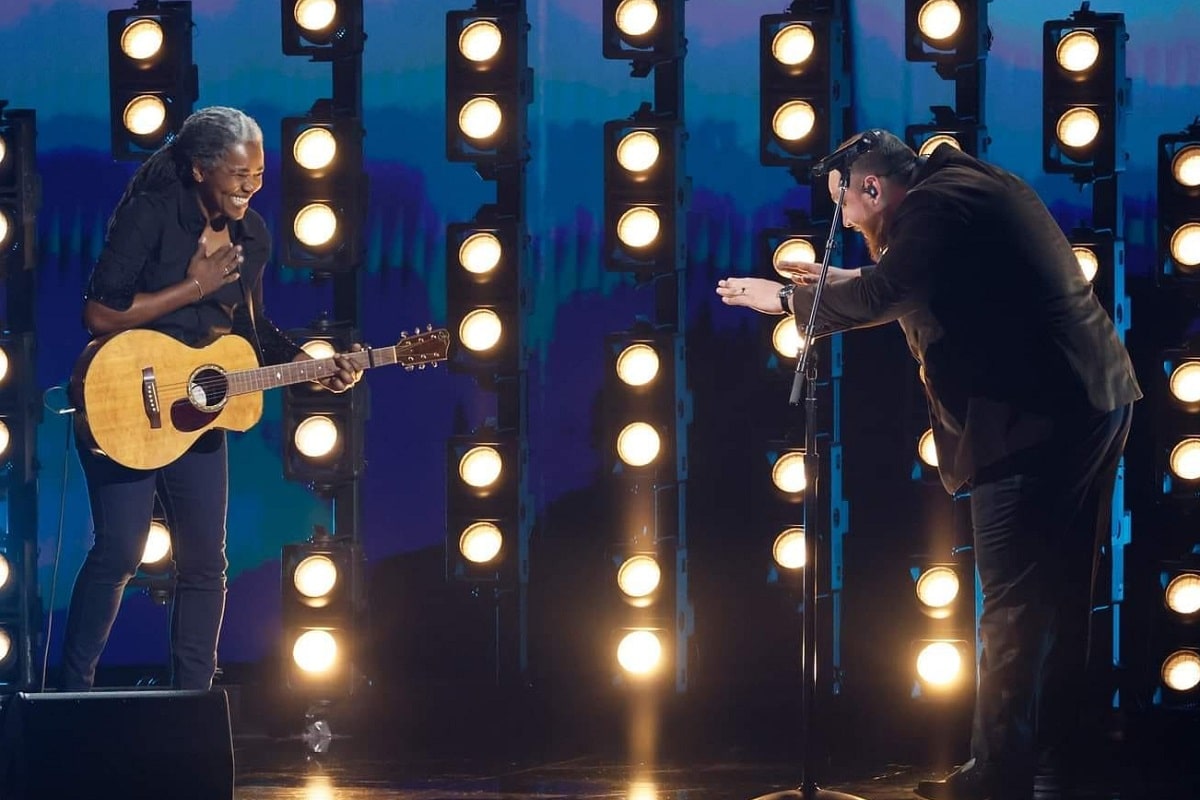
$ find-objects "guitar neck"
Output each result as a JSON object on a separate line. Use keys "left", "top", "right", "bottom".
{"left": 226, "top": 347, "right": 395, "bottom": 396}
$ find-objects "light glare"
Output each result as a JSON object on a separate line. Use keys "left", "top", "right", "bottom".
{"left": 123, "top": 95, "right": 167, "bottom": 137}
{"left": 1172, "top": 146, "right": 1200, "bottom": 188}
{"left": 1169, "top": 438, "right": 1200, "bottom": 481}
{"left": 459, "top": 97, "right": 503, "bottom": 141}
{"left": 617, "top": 422, "right": 661, "bottom": 467}
{"left": 617, "top": 629, "right": 662, "bottom": 675}
{"left": 294, "top": 203, "right": 338, "bottom": 248}
{"left": 616, "top": 343, "right": 660, "bottom": 387}
{"left": 459, "top": 232, "right": 503, "bottom": 275}
{"left": 1056, "top": 30, "right": 1100, "bottom": 73}
{"left": 1165, "top": 574, "right": 1200, "bottom": 616}
{"left": 1170, "top": 223, "right": 1200, "bottom": 268}
{"left": 616, "top": 131, "right": 661, "bottom": 174}
{"left": 1056, "top": 108, "right": 1100, "bottom": 149}
{"left": 459, "top": 20, "right": 503, "bottom": 63}
{"left": 918, "top": 429, "right": 938, "bottom": 467}
{"left": 616, "top": 207, "right": 661, "bottom": 249}
{"left": 141, "top": 521, "right": 171, "bottom": 565}
{"left": 292, "top": 629, "right": 338, "bottom": 673}
{"left": 293, "top": 127, "right": 337, "bottom": 172}
{"left": 772, "top": 101, "right": 816, "bottom": 143}
{"left": 1073, "top": 247, "right": 1099, "bottom": 282}
{"left": 459, "top": 308, "right": 503, "bottom": 352}
{"left": 772, "top": 24, "right": 815, "bottom": 67}
{"left": 1169, "top": 362, "right": 1200, "bottom": 404}
{"left": 459, "top": 446, "right": 503, "bottom": 489}
{"left": 772, "top": 317, "right": 806, "bottom": 360}
{"left": 614, "top": 0, "right": 659, "bottom": 39}
{"left": 120, "top": 19, "right": 164, "bottom": 61}
{"left": 773, "top": 527, "right": 806, "bottom": 570}
{"left": 917, "top": 0, "right": 962, "bottom": 43}
{"left": 294, "top": 415, "right": 339, "bottom": 459}
{"left": 294, "top": 555, "right": 338, "bottom": 599}
{"left": 294, "top": 0, "right": 337, "bottom": 33}
{"left": 917, "top": 641, "right": 963, "bottom": 686}
{"left": 460, "top": 522, "right": 503, "bottom": 564}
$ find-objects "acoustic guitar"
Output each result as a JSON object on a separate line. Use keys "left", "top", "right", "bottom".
{"left": 70, "top": 327, "right": 450, "bottom": 470}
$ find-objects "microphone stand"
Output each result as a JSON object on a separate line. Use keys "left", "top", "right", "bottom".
{"left": 752, "top": 170, "right": 867, "bottom": 800}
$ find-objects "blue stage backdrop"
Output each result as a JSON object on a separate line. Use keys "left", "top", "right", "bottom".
{"left": 0, "top": 0, "right": 1196, "bottom": 667}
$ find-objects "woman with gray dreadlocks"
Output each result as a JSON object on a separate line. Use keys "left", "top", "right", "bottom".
{"left": 60, "top": 106, "right": 360, "bottom": 691}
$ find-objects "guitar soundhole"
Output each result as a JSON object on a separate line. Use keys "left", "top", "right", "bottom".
{"left": 187, "top": 366, "right": 230, "bottom": 413}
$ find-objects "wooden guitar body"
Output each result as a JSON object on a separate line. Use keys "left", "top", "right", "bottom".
{"left": 71, "top": 330, "right": 264, "bottom": 470}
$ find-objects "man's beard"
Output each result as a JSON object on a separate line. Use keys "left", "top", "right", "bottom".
{"left": 853, "top": 215, "right": 889, "bottom": 262}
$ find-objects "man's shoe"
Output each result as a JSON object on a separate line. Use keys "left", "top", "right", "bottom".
{"left": 915, "top": 761, "right": 995, "bottom": 800}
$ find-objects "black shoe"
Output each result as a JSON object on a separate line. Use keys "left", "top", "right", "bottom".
{"left": 915, "top": 761, "right": 996, "bottom": 800}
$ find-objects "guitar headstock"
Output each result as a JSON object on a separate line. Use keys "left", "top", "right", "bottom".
{"left": 394, "top": 327, "right": 451, "bottom": 370}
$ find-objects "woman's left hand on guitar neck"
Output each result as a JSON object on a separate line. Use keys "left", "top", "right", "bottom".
{"left": 295, "top": 344, "right": 364, "bottom": 393}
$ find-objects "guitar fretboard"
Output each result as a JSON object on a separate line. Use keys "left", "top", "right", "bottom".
{"left": 226, "top": 346, "right": 402, "bottom": 396}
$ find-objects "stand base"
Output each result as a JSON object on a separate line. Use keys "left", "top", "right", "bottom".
{"left": 750, "top": 786, "right": 870, "bottom": 800}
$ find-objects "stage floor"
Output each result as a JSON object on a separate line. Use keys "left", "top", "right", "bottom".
{"left": 231, "top": 735, "right": 1198, "bottom": 800}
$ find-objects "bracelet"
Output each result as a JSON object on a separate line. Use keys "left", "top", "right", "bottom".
{"left": 778, "top": 283, "right": 796, "bottom": 315}
{"left": 191, "top": 278, "right": 204, "bottom": 301}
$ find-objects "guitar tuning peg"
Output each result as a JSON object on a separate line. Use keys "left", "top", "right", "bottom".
{"left": 425, "top": 323, "right": 432, "bottom": 331}
{"left": 400, "top": 329, "right": 408, "bottom": 338}
{"left": 418, "top": 364, "right": 426, "bottom": 370}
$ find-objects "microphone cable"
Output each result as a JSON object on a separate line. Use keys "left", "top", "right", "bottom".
{"left": 39, "top": 384, "right": 76, "bottom": 692}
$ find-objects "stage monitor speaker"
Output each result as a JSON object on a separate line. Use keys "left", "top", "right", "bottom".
{"left": 0, "top": 689, "right": 234, "bottom": 800}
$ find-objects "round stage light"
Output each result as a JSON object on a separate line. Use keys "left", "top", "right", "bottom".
{"left": 919, "top": 134, "right": 962, "bottom": 157}
{"left": 459, "top": 445, "right": 503, "bottom": 489}
{"left": 0, "top": 134, "right": 7, "bottom": 167}
{"left": 459, "top": 522, "right": 503, "bottom": 564}
{"left": 0, "top": 210, "right": 11, "bottom": 249}
{"left": 1073, "top": 246, "right": 1099, "bottom": 283}
{"left": 294, "top": 555, "right": 338, "bottom": 599}
{"left": 141, "top": 521, "right": 172, "bottom": 566}
{"left": 773, "top": 238, "right": 817, "bottom": 276}
{"left": 773, "top": 527, "right": 807, "bottom": 570}
{"left": 459, "top": 308, "right": 503, "bottom": 353}
{"left": 1169, "top": 438, "right": 1200, "bottom": 481}
{"left": 772, "top": 100, "right": 816, "bottom": 143}
{"left": 1169, "top": 362, "right": 1200, "bottom": 404}
{"left": 917, "top": 0, "right": 962, "bottom": 43}
{"left": 772, "top": 23, "right": 815, "bottom": 67}
{"left": 293, "top": 127, "right": 337, "bottom": 172}
{"left": 292, "top": 629, "right": 338, "bottom": 674}
{"left": 917, "top": 641, "right": 963, "bottom": 687}
{"left": 300, "top": 339, "right": 336, "bottom": 360}
{"left": 0, "top": 346, "right": 8, "bottom": 385}
{"left": 120, "top": 19, "right": 164, "bottom": 61}
{"left": 772, "top": 451, "right": 807, "bottom": 494}
{"left": 616, "top": 207, "right": 661, "bottom": 249}
{"left": 614, "top": 0, "right": 659, "bottom": 39}
{"left": 0, "top": 421, "right": 11, "bottom": 459}
{"left": 617, "top": 422, "right": 661, "bottom": 467}
{"left": 1056, "top": 30, "right": 1100, "bottom": 73}
{"left": 772, "top": 317, "right": 806, "bottom": 360}
{"left": 294, "top": 415, "right": 339, "bottom": 459}
{"left": 1055, "top": 108, "right": 1100, "bottom": 149}
{"left": 458, "top": 97, "right": 503, "bottom": 141}
{"left": 459, "top": 232, "right": 502, "bottom": 275}
{"left": 0, "top": 554, "right": 11, "bottom": 592}
{"left": 1165, "top": 573, "right": 1200, "bottom": 616}
{"left": 1170, "top": 223, "right": 1200, "bottom": 269}
{"left": 459, "top": 20, "right": 503, "bottom": 63}
{"left": 617, "top": 555, "right": 661, "bottom": 599}
{"left": 616, "top": 629, "right": 662, "bottom": 675}
{"left": 0, "top": 630, "right": 11, "bottom": 665}
{"left": 616, "top": 130, "right": 661, "bottom": 174}
{"left": 918, "top": 429, "right": 939, "bottom": 468}
{"left": 123, "top": 95, "right": 166, "bottom": 137}
{"left": 294, "top": 0, "right": 337, "bottom": 34}
{"left": 293, "top": 203, "right": 338, "bottom": 248}
{"left": 616, "top": 343, "right": 660, "bottom": 387}
{"left": 1161, "top": 650, "right": 1200, "bottom": 693}
{"left": 1172, "top": 145, "right": 1200, "bottom": 189}
{"left": 916, "top": 567, "right": 960, "bottom": 611}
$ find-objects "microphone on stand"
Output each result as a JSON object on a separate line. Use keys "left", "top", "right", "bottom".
{"left": 810, "top": 129, "right": 881, "bottom": 178}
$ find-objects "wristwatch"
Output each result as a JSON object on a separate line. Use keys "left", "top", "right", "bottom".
{"left": 778, "top": 283, "right": 796, "bottom": 315}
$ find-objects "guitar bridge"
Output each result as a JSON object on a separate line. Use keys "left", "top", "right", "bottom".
{"left": 142, "top": 367, "right": 162, "bottom": 430}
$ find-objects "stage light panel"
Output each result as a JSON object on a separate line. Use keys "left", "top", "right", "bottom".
{"left": 107, "top": 2, "right": 197, "bottom": 160}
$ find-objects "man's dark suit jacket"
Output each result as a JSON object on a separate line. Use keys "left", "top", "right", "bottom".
{"left": 791, "top": 144, "right": 1142, "bottom": 493}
